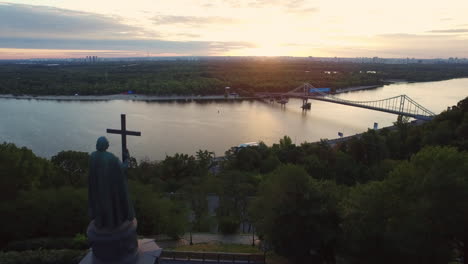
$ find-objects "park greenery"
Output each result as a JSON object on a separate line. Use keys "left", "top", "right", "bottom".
{"left": 169, "top": 243, "right": 261, "bottom": 254}
{"left": 1, "top": 59, "right": 468, "bottom": 96}
{"left": 0, "top": 96, "right": 467, "bottom": 264}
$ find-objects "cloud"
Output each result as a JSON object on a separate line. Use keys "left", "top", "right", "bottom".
{"left": 372, "top": 33, "right": 468, "bottom": 57}
{"left": 152, "top": 15, "right": 238, "bottom": 26}
{"left": 0, "top": 37, "right": 256, "bottom": 55}
{"left": 427, "top": 28, "right": 468, "bottom": 33}
{"left": 212, "top": 0, "right": 318, "bottom": 14}
{"left": 0, "top": 3, "right": 156, "bottom": 39}
{"left": 201, "top": 2, "right": 216, "bottom": 8}
{"left": 283, "top": 0, "right": 319, "bottom": 14}
{"left": 174, "top": 33, "right": 202, "bottom": 38}
{"left": 288, "top": 7, "right": 319, "bottom": 14}
{"left": 221, "top": 0, "right": 244, "bottom": 8}
{"left": 0, "top": 3, "right": 256, "bottom": 56}
{"left": 314, "top": 33, "right": 468, "bottom": 58}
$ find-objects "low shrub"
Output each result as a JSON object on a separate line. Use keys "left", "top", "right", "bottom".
{"left": 4, "top": 236, "right": 88, "bottom": 251}
{"left": 0, "top": 249, "right": 86, "bottom": 264}
{"left": 0, "top": 187, "right": 88, "bottom": 246}
{"left": 218, "top": 216, "right": 240, "bottom": 235}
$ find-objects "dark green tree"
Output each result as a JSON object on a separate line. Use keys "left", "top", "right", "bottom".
{"left": 0, "top": 143, "right": 62, "bottom": 201}
{"left": 217, "top": 170, "right": 258, "bottom": 234}
{"left": 51, "top": 151, "right": 89, "bottom": 187}
{"left": 341, "top": 146, "right": 468, "bottom": 264}
{"left": 251, "top": 164, "right": 340, "bottom": 263}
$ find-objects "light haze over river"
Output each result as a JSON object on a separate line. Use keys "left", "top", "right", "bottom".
{"left": 0, "top": 78, "right": 467, "bottom": 161}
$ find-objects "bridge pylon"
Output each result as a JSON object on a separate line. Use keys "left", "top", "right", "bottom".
{"left": 302, "top": 98, "right": 311, "bottom": 110}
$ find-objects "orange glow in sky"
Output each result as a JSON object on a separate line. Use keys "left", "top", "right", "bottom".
{"left": 1, "top": 0, "right": 467, "bottom": 59}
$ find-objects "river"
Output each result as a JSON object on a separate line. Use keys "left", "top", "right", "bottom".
{"left": 0, "top": 78, "right": 466, "bottom": 161}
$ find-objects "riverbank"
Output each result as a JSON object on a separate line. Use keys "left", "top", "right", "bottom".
{"left": 0, "top": 79, "right": 444, "bottom": 101}
{"left": 0, "top": 85, "right": 385, "bottom": 101}
{"left": 325, "top": 119, "right": 428, "bottom": 146}
{"left": 382, "top": 79, "right": 408, "bottom": 83}
{"left": 334, "top": 85, "right": 382, "bottom": 94}
{"left": 0, "top": 94, "right": 257, "bottom": 102}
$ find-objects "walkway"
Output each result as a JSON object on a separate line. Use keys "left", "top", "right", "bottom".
{"left": 156, "top": 233, "right": 259, "bottom": 249}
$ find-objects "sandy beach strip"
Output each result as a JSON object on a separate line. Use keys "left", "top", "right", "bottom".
{"left": 0, "top": 94, "right": 256, "bottom": 102}
{"left": 335, "top": 85, "right": 382, "bottom": 94}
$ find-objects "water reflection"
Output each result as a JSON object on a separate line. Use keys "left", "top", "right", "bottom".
{"left": 0, "top": 78, "right": 466, "bottom": 160}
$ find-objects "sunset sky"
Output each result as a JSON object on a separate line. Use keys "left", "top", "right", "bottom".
{"left": 1, "top": 0, "right": 468, "bottom": 59}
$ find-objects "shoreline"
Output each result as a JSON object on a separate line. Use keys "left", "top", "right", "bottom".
{"left": 1, "top": 77, "right": 466, "bottom": 102}
{"left": 325, "top": 119, "right": 427, "bottom": 146}
{"left": 2, "top": 78, "right": 455, "bottom": 102}
{"left": 334, "top": 85, "right": 383, "bottom": 94}
{"left": 0, "top": 94, "right": 257, "bottom": 102}
{"left": 0, "top": 84, "right": 386, "bottom": 102}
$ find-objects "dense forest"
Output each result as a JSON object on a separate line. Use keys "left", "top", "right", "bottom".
{"left": 1, "top": 59, "right": 468, "bottom": 96}
{"left": 1, "top": 96, "right": 467, "bottom": 263}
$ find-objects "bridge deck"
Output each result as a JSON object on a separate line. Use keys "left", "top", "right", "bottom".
{"left": 307, "top": 96, "right": 433, "bottom": 121}
{"left": 255, "top": 92, "right": 434, "bottom": 121}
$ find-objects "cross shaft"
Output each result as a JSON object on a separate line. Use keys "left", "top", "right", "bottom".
{"left": 106, "top": 114, "right": 141, "bottom": 161}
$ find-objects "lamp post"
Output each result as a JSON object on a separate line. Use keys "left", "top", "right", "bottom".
{"left": 189, "top": 211, "right": 195, "bottom": 246}
{"left": 190, "top": 227, "right": 193, "bottom": 246}
{"left": 252, "top": 225, "right": 255, "bottom": 247}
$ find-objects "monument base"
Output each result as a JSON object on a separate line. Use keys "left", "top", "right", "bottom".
{"left": 80, "top": 239, "right": 161, "bottom": 264}
{"left": 80, "top": 219, "right": 162, "bottom": 264}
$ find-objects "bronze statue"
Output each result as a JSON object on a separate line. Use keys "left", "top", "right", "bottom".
{"left": 88, "top": 136, "right": 135, "bottom": 229}
{"left": 79, "top": 120, "right": 160, "bottom": 264}
{"left": 87, "top": 136, "right": 138, "bottom": 264}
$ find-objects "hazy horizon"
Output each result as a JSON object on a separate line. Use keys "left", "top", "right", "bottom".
{"left": 2, "top": 54, "right": 468, "bottom": 61}
{"left": 1, "top": 0, "right": 468, "bottom": 59}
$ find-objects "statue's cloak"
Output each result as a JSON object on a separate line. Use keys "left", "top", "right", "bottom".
{"left": 88, "top": 148, "right": 135, "bottom": 229}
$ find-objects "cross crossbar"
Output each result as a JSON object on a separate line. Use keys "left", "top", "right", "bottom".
{"left": 106, "top": 129, "right": 141, "bottom": 136}
{"left": 106, "top": 114, "right": 141, "bottom": 161}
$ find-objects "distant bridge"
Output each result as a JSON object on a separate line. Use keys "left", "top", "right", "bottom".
{"left": 255, "top": 83, "right": 436, "bottom": 121}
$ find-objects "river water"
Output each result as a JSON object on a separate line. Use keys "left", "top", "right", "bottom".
{"left": 0, "top": 78, "right": 466, "bottom": 161}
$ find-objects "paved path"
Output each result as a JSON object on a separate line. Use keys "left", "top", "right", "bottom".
{"left": 160, "top": 260, "right": 260, "bottom": 264}
{"left": 181, "top": 233, "right": 258, "bottom": 245}
{"left": 156, "top": 233, "right": 259, "bottom": 248}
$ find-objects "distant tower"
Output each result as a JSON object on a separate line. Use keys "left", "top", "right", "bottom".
{"left": 85, "top": 56, "right": 98, "bottom": 63}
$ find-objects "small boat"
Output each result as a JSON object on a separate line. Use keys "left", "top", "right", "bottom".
{"left": 238, "top": 142, "right": 259, "bottom": 148}
{"left": 301, "top": 102, "right": 311, "bottom": 109}
{"left": 277, "top": 98, "right": 289, "bottom": 104}
{"left": 230, "top": 142, "right": 259, "bottom": 153}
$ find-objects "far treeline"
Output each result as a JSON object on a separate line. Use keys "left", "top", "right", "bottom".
{"left": 2, "top": 59, "right": 468, "bottom": 95}
{"left": 1, "top": 96, "right": 468, "bottom": 264}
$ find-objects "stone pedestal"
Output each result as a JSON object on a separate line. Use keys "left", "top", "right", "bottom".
{"left": 79, "top": 219, "right": 162, "bottom": 264}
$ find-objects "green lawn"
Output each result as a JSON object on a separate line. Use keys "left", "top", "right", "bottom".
{"left": 168, "top": 243, "right": 291, "bottom": 264}
{"left": 169, "top": 243, "right": 261, "bottom": 254}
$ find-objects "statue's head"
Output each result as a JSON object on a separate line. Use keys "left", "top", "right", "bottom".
{"left": 96, "top": 136, "right": 109, "bottom": 152}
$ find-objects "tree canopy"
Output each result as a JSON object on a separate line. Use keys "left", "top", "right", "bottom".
{"left": 2, "top": 60, "right": 468, "bottom": 96}
{"left": 1, "top": 96, "right": 467, "bottom": 264}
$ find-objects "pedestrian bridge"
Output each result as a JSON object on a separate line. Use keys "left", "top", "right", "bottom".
{"left": 256, "top": 83, "right": 436, "bottom": 121}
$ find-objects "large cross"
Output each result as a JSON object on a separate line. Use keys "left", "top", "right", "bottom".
{"left": 106, "top": 114, "right": 141, "bottom": 161}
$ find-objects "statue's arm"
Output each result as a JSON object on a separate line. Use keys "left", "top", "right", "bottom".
{"left": 116, "top": 153, "right": 135, "bottom": 220}
{"left": 120, "top": 148, "right": 130, "bottom": 170}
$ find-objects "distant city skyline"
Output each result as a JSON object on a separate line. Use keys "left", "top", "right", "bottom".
{"left": 5, "top": 55, "right": 467, "bottom": 65}
{"left": 1, "top": 0, "right": 468, "bottom": 59}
